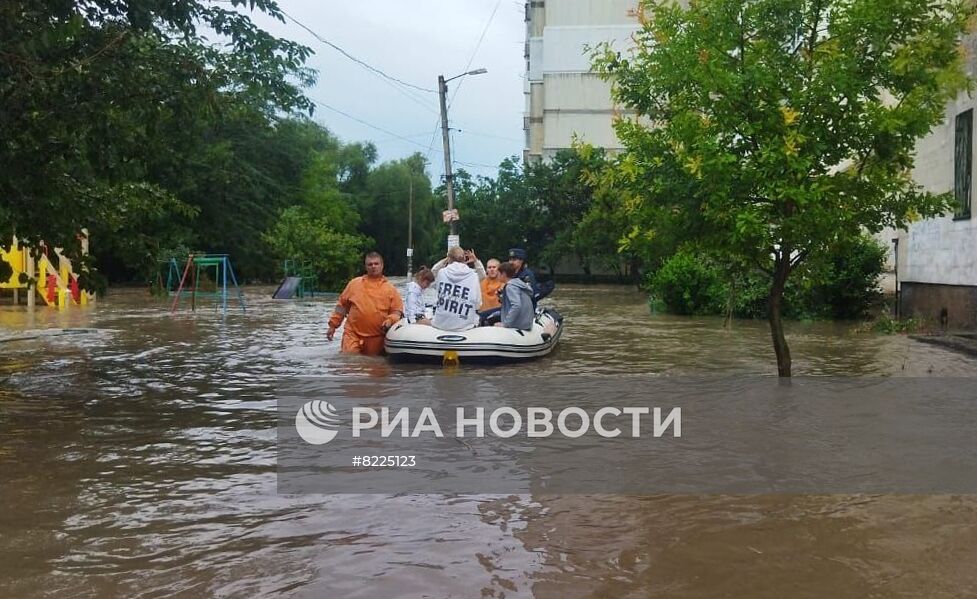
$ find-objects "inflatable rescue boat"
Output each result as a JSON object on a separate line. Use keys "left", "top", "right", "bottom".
{"left": 385, "top": 308, "right": 564, "bottom": 362}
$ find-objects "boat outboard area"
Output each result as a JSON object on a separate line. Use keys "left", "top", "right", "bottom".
{"left": 385, "top": 307, "right": 564, "bottom": 363}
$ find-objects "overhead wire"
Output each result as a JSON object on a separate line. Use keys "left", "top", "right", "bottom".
{"left": 276, "top": 5, "right": 510, "bottom": 180}
{"left": 450, "top": 126, "right": 501, "bottom": 170}
{"left": 437, "top": 0, "right": 505, "bottom": 179}
{"left": 280, "top": 9, "right": 439, "bottom": 116}
{"left": 372, "top": 131, "right": 440, "bottom": 144}
{"left": 423, "top": 116, "right": 445, "bottom": 179}
{"left": 311, "top": 99, "right": 430, "bottom": 150}
{"left": 280, "top": 8, "right": 437, "bottom": 94}
{"left": 448, "top": 0, "right": 503, "bottom": 110}
{"left": 455, "top": 159, "right": 501, "bottom": 169}
{"left": 455, "top": 128, "right": 522, "bottom": 143}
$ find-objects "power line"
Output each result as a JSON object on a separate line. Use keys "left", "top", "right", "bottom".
{"left": 283, "top": 4, "right": 507, "bottom": 179}
{"left": 282, "top": 10, "right": 439, "bottom": 117}
{"left": 432, "top": 0, "right": 504, "bottom": 180}
{"left": 423, "top": 117, "right": 445, "bottom": 173}
{"left": 280, "top": 9, "right": 437, "bottom": 95}
{"left": 311, "top": 99, "right": 430, "bottom": 150}
{"left": 449, "top": 0, "right": 503, "bottom": 110}
{"left": 310, "top": 100, "right": 506, "bottom": 176}
{"left": 455, "top": 159, "right": 501, "bottom": 169}
{"left": 421, "top": 0, "right": 506, "bottom": 180}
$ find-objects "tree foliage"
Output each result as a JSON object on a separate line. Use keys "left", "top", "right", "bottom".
{"left": 650, "top": 234, "right": 886, "bottom": 319}
{"left": 0, "top": 0, "right": 313, "bottom": 284}
{"left": 447, "top": 162, "right": 533, "bottom": 264}
{"left": 593, "top": 0, "right": 974, "bottom": 375}
{"left": 262, "top": 206, "right": 369, "bottom": 292}
{"left": 447, "top": 151, "right": 632, "bottom": 275}
{"left": 0, "top": 2, "right": 635, "bottom": 290}
{"left": 355, "top": 153, "right": 441, "bottom": 275}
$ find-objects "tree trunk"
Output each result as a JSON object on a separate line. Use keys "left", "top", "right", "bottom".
{"left": 723, "top": 280, "right": 735, "bottom": 330}
{"left": 768, "top": 259, "right": 792, "bottom": 377}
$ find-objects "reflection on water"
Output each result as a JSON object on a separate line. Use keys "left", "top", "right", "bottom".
{"left": 1, "top": 284, "right": 975, "bottom": 597}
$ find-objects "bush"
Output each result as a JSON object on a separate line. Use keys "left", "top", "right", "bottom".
{"left": 648, "top": 249, "right": 728, "bottom": 315}
{"left": 805, "top": 235, "right": 886, "bottom": 319}
{"left": 868, "top": 313, "right": 924, "bottom": 334}
{"left": 649, "top": 234, "right": 887, "bottom": 321}
{"left": 263, "top": 206, "right": 372, "bottom": 292}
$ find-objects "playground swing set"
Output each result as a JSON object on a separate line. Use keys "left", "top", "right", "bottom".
{"left": 154, "top": 258, "right": 182, "bottom": 296}
{"left": 169, "top": 254, "right": 246, "bottom": 315}
{"left": 0, "top": 233, "right": 95, "bottom": 308}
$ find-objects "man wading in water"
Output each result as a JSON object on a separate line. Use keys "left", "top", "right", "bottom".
{"left": 326, "top": 252, "right": 404, "bottom": 355}
{"left": 432, "top": 246, "right": 481, "bottom": 331}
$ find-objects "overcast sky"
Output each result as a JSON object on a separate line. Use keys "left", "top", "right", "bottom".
{"left": 248, "top": 1, "right": 527, "bottom": 184}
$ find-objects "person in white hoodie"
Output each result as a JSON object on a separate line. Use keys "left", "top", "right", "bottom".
{"left": 431, "top": 248, "right": 485, "bottom": 280}
{"left": 433, "top": 246, "right": 482, "bottom": 331}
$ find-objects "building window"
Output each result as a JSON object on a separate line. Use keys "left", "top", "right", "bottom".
{"left": 954, "top": 109, "right": 972, "bottom": 219}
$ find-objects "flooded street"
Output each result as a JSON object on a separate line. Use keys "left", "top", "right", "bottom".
{"left": 1, "top": 284, "right": 976, "bottom": 597}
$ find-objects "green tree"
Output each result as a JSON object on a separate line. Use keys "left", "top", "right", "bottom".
{"left": 262, "top": 206, "right": 369, "bottom": 291}
{"left": 357, "top": 153, "right": 439, "bottom": 274}
{"left": 593, "top": 0, "right": 973, "bottom": 376}
{"left": 0, "top": 0, "right": 312, "bottom": 285}
{"left": 262, "top": 121, "right": 379, "bottom": 288}
{"left": 649, "top": 234, "right": 886, "bottom": 320}
{"left": 526, "top": 150, "right": 604, "bottom": 274}
{"left": 569, "top": 145, "right": 641, "bottom": 277}
{"left": 449, "top": 152, "right": 629, "bottom": 276}
{"left": 448, "top": 165, "right": 531, "bottom": 263}
{"left": 97, "top": 114, "right": 340, "bottom": 283}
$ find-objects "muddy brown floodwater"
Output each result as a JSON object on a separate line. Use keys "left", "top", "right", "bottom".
{"left": 1, "top": 283, "right": 975, "bottom": 598}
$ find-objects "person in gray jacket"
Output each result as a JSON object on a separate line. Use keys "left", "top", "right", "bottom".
{"left": 494, "top": 261, "right": 534, "bottom": 331}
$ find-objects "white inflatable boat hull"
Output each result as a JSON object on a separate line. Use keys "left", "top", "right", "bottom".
{"left": 385, "top": 308, "right": 563, "bottom": 362}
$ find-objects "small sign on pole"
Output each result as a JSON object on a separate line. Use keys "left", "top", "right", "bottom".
{"left": 442, "top": 209, "right": 459, "bottom": 223}
{"left": 447, "top": 235, "right": 460, "bottom": 250}
{"left": 406, "top": 248, "right": 414, "bottom": 257}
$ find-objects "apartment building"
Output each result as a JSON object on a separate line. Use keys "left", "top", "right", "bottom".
{"left": 523, "top": 0, "right": 640, "bottom": 163}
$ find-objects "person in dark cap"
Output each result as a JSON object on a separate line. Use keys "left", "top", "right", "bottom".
{"left": 508, "top": 247, "right": 554, "bottom": 303}
{"left": 479, "top": 248, "right": 557, "bottom": 326}
{"left": 507, "top": 248, "right": 537, "bottom": 293}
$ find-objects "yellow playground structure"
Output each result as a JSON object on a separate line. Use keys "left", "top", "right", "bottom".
{"left": 1, "top": 232, "right": 95, "bottom": 308}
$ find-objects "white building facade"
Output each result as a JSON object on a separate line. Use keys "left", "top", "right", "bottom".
{"left": 891, "top": 35, "right": 977, "bottom": 330}
{"left": 523, "top": 0, "right": 640, "bottom": 163}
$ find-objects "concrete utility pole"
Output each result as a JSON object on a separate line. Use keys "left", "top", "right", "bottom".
{"left": 438, "top": 68, "right": 487, "bottom": 245}
{"left": 438, "top": 74, "right": 456, "bottom": 238}
{"left": 407, "top": 175, "right": 413, "bottom": 279}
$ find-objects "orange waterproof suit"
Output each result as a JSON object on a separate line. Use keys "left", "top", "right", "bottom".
{"left": 328, "top": 275, "right": 403, "bottom": 355}
{"left": 479, "top": 277, "right": 504, "bottom": 311}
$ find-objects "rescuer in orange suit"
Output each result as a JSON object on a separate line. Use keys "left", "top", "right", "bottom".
{"left": 327, "top": 252, "right": 403, "bottom": 355}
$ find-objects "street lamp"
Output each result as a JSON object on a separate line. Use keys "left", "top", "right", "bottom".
{"left": 438, "top": 68, "right": 487, "bottom": 246}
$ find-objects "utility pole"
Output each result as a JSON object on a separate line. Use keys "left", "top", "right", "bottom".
{"left": 407, "top": 175, "right": 413, "bottom": 279}
{"left": 437, "top": 68, "right": 487, "bottom": 249}
{"left": 438, "top": 74, "right": 457, "bottom": 240}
